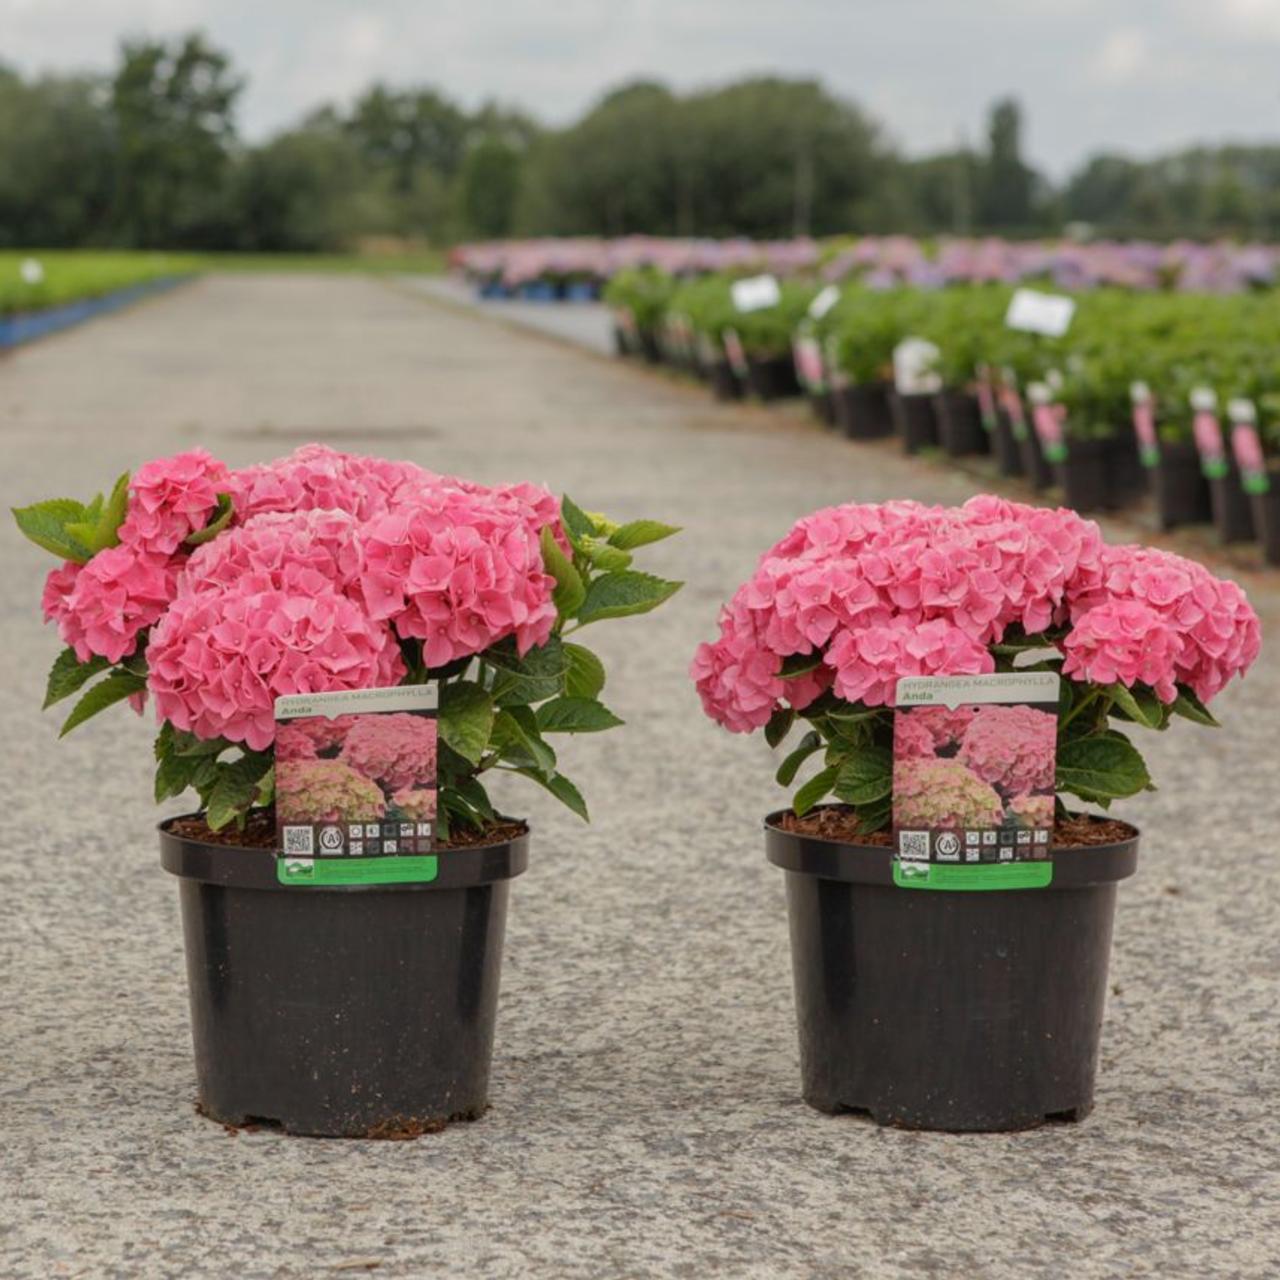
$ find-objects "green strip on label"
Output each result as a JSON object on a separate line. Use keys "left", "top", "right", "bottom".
{"left": 1140, "top": 446, "right": 1160, "bottom": 468}
{"left": 892, "top": 860, "right": 1053, "bottom": 891}
{"left": 277, "top": 855, "right": 439, "bottom": 886}
{"left": 1202, "top": 457, "right": 1230, "bottom": 480}
{"left": 1242, "top": 472, "right": 1271, "bottom": 495}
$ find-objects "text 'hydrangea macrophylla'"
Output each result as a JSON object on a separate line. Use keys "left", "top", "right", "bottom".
{"left": 360, "top": 488, "right": 557, "bottom": 668}
{"left": 146, "top": 584, "right": 405, "bottom": 750}
{"left": 118, "top": 449, "right": 231, "bottom": 557}
{"left": 45, "top": 545, "right": 178, "bottom": 664}
{"left": 892, "top": 758, "right": 1005, "bottom": 831}
{"left": 958, "top": 705, "right": 1057, "bottom": 796}
{"left": 392, "top": 787, "right": 438, "bottom": 821}
{"left": 276, "top": 759, "right": 387, "bottom": 825}
{"left": 340, "top": 713, "right": 438, "bottom": 792}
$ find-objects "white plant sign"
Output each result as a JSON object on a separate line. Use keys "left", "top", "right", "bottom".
{"left": 808, "top": 284, "right": 840, "bottom": 320}
{"left": 1005, "top": 288, "right": 1075, "bottom": 338}
{"left": 731, "top": 274, "right": 782, "bottom": 313}
{"left": 893, "top": 337, "right": 942, "bottom": 395}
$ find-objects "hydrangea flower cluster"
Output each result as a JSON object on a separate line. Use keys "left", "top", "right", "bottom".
{"left": 908, "top": 705, "right": 976, "bottom": 751}
{"left": 958, "top": 706, "right": 1057, "bottom": 797}
{"left": 693, "top": 496, "right": 1259, "bottom": 733}
{"left": 893, "top": 758, "right": 1005, "bottom": 831}
{"left": 1007, "top": 792, "right": 1055, "bottom": 828}
{"left": 275, "top": 714, "right": 358, "bottom": 761}
{"left": 340, "top": 714, "right": 438, "bottom": 792}
{"left": 276, "top": 759, "right": 387, "bottom": 825}
{"left": 392, "top": 787, "right": 439, "bottom": 821}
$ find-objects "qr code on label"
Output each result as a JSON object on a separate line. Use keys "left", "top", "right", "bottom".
{"left": 282, "top": 826, "right": 314, "bottom": 855}
{"left": 898, "top": 830, "right": 931, "bottom": 860}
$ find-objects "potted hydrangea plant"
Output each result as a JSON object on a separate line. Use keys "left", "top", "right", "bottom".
{"left": 15, "top": 445, "right": 680, "bottom": 1137}
{"left": 691, "top": 495, "right": 1259, "bottom": 1131}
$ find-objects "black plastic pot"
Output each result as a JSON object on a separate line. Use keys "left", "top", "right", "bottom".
{"left": 934, "top": 389, "right": 990, "bottom": 457}
{"left": 766, "top": 814, "right": 1139, "bottom": 1132}
{"left": 833, "top": 382, "right": 894, "bottom": 440}
{"left": 889, "top": 391, "right": 939, "bottom": 454}
{"left": 708, "top": 359, "right": 744, "bottom": 402}
{"left": 1209, "top": 463, "right": 1257, "bottom": 544}
{"left": 1251, "top": 484, "right": 1280, "bottom": 565}
{"left": 637, "top": 329, "right": 662, "bottom": 365}
{"left": 1153, "top": 443, "right": 1212, "bottom": 530}
{"left": 808, "top": 390, "right": 836, "bottom": 426}
{"left": 161, "top": 818, "right": 527, "bottom": 1137}
{"left": 992, "top": 410, "right": 1025, "bottom": 477}
{"left": 1055, "top": 440, "right": 1116, "bottom": 513}
{"left": 746, "top": 355, "right": 801, "bottom": 402}
{"left": 1018, "top": 422, "right": 1054, "bottom": 489}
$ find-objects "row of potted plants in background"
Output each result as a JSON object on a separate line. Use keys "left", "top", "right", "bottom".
{"left": 604, "top": 268, "right": 1280, "bottom": 566}
{"left": 15, "top": 455, "right": 1261, "bottom": 1134}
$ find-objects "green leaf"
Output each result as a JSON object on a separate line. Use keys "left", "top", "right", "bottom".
{"left": 582, "top": 539, "right": 633, "bottom": 572}
{"left": 43, "top": 647, "right": 109, "bottom": 709}
{"left": 776, "top": 731, "right": 821, "bottom": 786}
{"left": 540, "top": 525, "right": 586, "bottom": 618}
{"left": 485, "top": 636, "right": 568, "bottom": 706}
{"left": 1055, "top": 732, "right": 1152, "bottom": 801}
{"left": 576, "top": 571, "right": 682, "bottom": 626}
{"left": 439, "top": 680, "right": 495, "bottom": 765}
{"left": 511, "top": 766, "right": 590, "bottom": 821}
{"left": 97, "top": 472, "right": 130, "bottom": 550}
{"left": 778, "top": 652, "right": 821, "bottom": 679}
{"left": 205, "top": 754, "right": 272, "bottom": 831}
{"left": 855, "top": 794, "right": 893, "bottom": 834}
{"left": 535, "top": 696, "right": 624, "bottom": 734}
{"left": 559, "top": 495, "right": 596, "bottom": 545}
{"left": 1171, "top": 684, "right": 1220, "bottom": 728}
{"left": 792, "top": 764, "right": 839, "bottom": 816}
{"left": 155, "top": 748, "right": 200, "bottom": 803}
{"left": 185, "top": 492, "right": 234, "bottom": 546}
{"left": 59, "top": 670, "right": 147, "bottom": 737}
{"left": 563, "top": 643, "right": 606, "bottom": 699}
{"left": 833, "top": 746, "right": 893, "bottom": 806}
{"left": 607, "top": 519, "right": 681, "bottom": 551}
{"left": 493, "top": 706, "right": 557, "bottom": 778}
{"left": 1106, "top": 682, "right": 1166, "bottom": 730}
{"left": 764, "top": 706, "right": 795, "bottom": 749}
{"left": 12, "top": 498, "right": 93, "bottom": 563}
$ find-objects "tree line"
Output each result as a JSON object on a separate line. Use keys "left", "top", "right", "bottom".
{"left": 1, "top": 32, "right": 1276, "bottom": 251}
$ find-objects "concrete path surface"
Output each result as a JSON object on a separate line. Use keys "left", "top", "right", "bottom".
{"left": 1, "top": 274, "right": 1277, "bottom": 1279}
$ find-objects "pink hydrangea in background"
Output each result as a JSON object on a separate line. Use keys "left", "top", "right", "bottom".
{"left": 146, "top": 583, "right": 405, "bottom": 750}
{"left": 118, "top": 449, "right": 230, "bottom": 557}
{"left": 276, "top": 714, "right": 359, "bottom": 759}
{"left": 959, "top": 705, "right": 1057, "bottom": 796}
{"left": 1008, "top": 792, "right": 1055, "bottom": 828}
{"left": 276, "top": 759, "right": 387, "bottom": 824}
{"left": 392, "top": 787, "right": 438, "bottom": 821}
{"left": 892, "top": 758, "right": 1005, "bottom": 830}
{"left": 340, "top": 713, "right": 438, "bottom": 792}
{"left": 907, "top": 705, "right": 977, "bottom": 751}
{"left": 892, "top": 713, "right": 937, "bottom": 761}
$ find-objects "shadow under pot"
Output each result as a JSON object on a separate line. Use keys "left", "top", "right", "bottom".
{"left": 765, "top": 812, "right": 1139, "bottom": 1132}
{"left": 746, "top": 355, "right": 801, "bottom": 402}
{"left": 889, "top": 391, "right": 939, "bottom": 453}
{"left": 1153, "top": 442, "right": 1213, "bottom": 530}
{"left": 832, "top": 382, "right": 894, "bottom": 440}
{"left": 933, "top": 389, "right": 990, "bottom": 457}
{"left": 161, "top": 817, "right": 527, "bottom": 1138}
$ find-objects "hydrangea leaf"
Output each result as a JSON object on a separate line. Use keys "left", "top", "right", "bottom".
{"left": 43, "top": 647, "right": 109, "bottom": 709}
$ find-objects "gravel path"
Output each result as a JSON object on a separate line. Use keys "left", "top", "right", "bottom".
{"left": 1, "top": 274, "right": 1277, "bottom": 1279}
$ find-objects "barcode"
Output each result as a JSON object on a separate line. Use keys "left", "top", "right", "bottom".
{"left": 283, "top": 826, "right": 314, "bottom": 855}
{"left": 898, "top": 830, "right": 931, "bottom": 860}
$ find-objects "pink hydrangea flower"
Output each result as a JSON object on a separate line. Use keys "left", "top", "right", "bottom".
{"left": 146, "top": 582, "right": 405, "bottom": 750}
{"left": 826, "top": 617, "right": 993, "bottom": 707}
{"left": 893, "top": 714, "right": 937, "bottom": 761}
{"left": 340, "top": 713, "right": 438, "bottom": 792}
{"left": 959, "top": 705, "right": 1057, "bottom": 795}
{"left": 907, "top": 705, "right": 977, "bottom": 750}
{"left": 118, "top": 449, "right": 231, "bottom": 556}
{"left": 276, "top": 758, "right": 387, "bottom": 824}
{"left": 276, "top": 714, "right": 358, "bottom": 758}
{"left": 1008, "top": 792, "right": 1054, "bottom": 828}
{"left": 48, "top": 545, "right": 179, "bottom": 663}
{"left": 892, "top": 757, "right": 1005, "bottom": 830}
{"left": 1061, "top": 600, "right": 1184, "bottom": 703}
{"left": 392, "top": 787, "right": 438, "bottom": 821}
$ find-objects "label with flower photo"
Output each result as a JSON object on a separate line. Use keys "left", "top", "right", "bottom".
{"left": 1190, "top": 387, "right": 1228, "bottom": 479}
{"left": 274, "top": 686, "right": 439, "bottom": 887}
{"left": 1227, "top": 399, "right": 1270, "bottom": 495}
{"left": 892, "top": 672, "right": 1060, "bottom": 890}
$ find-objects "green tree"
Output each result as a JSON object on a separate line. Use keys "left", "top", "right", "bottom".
{"left": 110, "top": 33, "right": 242, "bottom": 246}
{"left": 979, "top": 97, "right": 1036, "bottom": 229}
{"left": 458, "top": 136, "right": 522, "bottom": 238}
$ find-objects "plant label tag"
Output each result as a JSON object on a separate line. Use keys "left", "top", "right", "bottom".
{"left": 975, "top": 365, "right": 997, "bottom": 431}
{"left": 1228, "top": 399, "right": 1270, "bottom": 494}
{"left": 1130, "top": 382, "right": 1159, "bottom": 466}
{"left": 273, "top": 686, "right": 439, "bottom": 887}
{"left": 823, "top": 335, "right": 849, "bottom": 391}
{"left": 793, "top": 335, "right": 826, "bottom": 392}
{"left": 1027, "top": 382, "right": 1068, "bottom": 462}
{"left": 1190, "top": 387, "right": 1227, "bottom": 478}
{"left": 731, "top": 274, "right": 781, "bottom": 313}
{"left": 808, "top": 284, "right": 840, "bottom": 319}
{"left": 1005, "top": 288, "right": 1075, "bottom": 337}
{"left": 891, "top": 672, "right": 1060, "bottom": 891}
{"left": 722, "top": 327, "right": 750, "bottom": 379}
{"left": 893, "top": 337, "right": 942, "bottom": 395}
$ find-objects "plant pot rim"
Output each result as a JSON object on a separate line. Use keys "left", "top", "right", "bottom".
{"left": 159, "top": 814, "right": 529, "bottom": 893}
{"left": 764, "top": 810, "right": 1138, "bottom": 889}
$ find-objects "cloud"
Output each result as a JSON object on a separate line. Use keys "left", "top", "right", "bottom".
{"left": 1091, "top": 28, "right": 1149, "bottom": 83}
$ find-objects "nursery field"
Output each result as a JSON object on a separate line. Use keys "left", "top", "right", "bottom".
{"left": 1, "top": 274, "right": 1278, "bottom": 1278}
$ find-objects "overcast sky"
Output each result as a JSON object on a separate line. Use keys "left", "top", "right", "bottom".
{"left": 4, "top": 0, "right": 1280, "bottom": 177}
